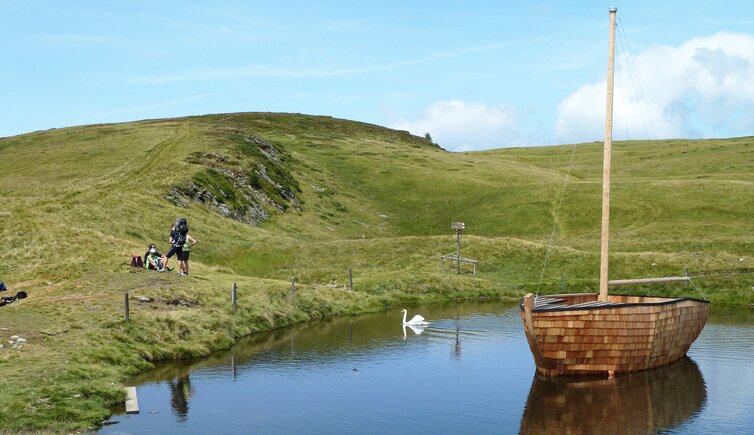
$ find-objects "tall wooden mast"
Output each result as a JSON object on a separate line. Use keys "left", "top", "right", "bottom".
{"left": 599, "top": 7, "right": 617, "bottom": 301}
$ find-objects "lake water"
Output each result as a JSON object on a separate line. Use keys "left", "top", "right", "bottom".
{"left": 100, "top": 301, "right": 754, "bottom": 434}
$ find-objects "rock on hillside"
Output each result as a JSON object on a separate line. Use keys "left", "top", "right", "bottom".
{"left": 165, "top": 133, "right": 301, "bottom": 226}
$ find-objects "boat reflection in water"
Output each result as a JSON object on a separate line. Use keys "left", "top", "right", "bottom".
{"left": 519, "top": 357, "right": 706, "bottom": 434}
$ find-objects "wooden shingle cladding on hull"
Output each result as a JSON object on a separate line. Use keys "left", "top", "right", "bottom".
{"left": 520, "top": 293, "right": 709, "bottom": 376}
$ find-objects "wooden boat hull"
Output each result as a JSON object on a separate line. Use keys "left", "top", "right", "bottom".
{"left": 520, "top": 293, "right": 709, "bottom": 376}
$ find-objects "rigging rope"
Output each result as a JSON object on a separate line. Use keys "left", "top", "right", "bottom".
{"left": 687, "top": 277, "right": 708, "bottom": 301}
{"left": 617, "top": 17, "right": 657, "bottom": 140}
{"left": 614, "top": 36, "right": 636, "bottom": 179}
{"left": 535, "top": 143, "right": 579, "bottom": 299}
{"left": 615, "top": 39, "right": 632, "bottom": 141}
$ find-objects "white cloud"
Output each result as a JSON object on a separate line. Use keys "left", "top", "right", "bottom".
{"left": 556, "top": 32, "right": 754, "bottom": 143}
{"left": 389, "top": 100, "right": 527, "bottom": 151}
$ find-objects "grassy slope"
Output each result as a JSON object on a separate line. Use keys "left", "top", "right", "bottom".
{"left": 0, "top": 112, "right": 753, "bottom": 431}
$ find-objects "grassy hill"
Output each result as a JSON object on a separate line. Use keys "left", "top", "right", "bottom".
{"left": 1, "top": 112, "right": 753, "bottom": 431}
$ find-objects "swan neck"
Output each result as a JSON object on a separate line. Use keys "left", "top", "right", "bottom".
{"left": 402, "top": 310, "right": 407, "bottom": 324}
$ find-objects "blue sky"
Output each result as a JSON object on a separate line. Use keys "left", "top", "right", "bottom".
{"left": 3, "top": 1, "right": 754, "bottom": 150}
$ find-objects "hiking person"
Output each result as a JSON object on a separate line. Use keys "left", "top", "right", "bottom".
{"left": 163, "top": 218, "right": 189, "bottom": 272}
{"left": 178, "top": 234, "right": 197, "bottom": 276}
{"left": 161, "top": 223, "right": 180, "bottom": 272}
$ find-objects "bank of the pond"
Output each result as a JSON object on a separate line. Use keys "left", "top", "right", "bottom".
{"left": 101, "top": 302, "right": 754, "bottom": 434}
{"left": 1, "top": 266, "right": 752, "bottom": 432}
{"left": 0, "top": 271, "right": 522, "bottom": 433}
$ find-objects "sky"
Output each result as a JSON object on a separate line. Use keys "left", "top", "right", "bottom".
{"left": 3, "top": 1, "right": 754, "bottom": 151}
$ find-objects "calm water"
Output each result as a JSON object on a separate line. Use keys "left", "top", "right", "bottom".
{"left": 100, "top": 301, "right": 754, "bottom": 434}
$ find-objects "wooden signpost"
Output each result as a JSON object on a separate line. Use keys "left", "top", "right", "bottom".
{"left": 452, "top": 222, "right": 464, "bottom": 274}
{"left": 440, "top": 221, "right": 477, "bottom": 274}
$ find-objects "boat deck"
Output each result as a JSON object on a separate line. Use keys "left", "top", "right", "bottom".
{"left": 534, "top": 296, "right": 625, "bottom": 309}
{"left": 529, "top": 294, "right": 701, "bottom": 313}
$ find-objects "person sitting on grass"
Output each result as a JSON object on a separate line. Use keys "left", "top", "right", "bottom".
{"left": 143, "top": 243, "right": 161, "bottom": 267}
{"left": 144, "top": 244, "right": 172, "bottom": 272}
{"left": 146, "top": 247, "right": 165, "bottom": 271}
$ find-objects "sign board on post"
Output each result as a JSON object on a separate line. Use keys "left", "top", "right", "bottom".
{"left": 451, "top": 222, "right": 465, "bottom": 230}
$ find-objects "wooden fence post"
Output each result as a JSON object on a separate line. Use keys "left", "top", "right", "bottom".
{"left": 124, "top": 291, "right": 130, "bottom": 322}
{"left": 291, "top": 274, "right": 295, "bottom": 304}
{"left": 231, "top": 282, "right": 237, "bottom": 314}
{"left": 349, "top": 267, "right": 353, "bottom": 291}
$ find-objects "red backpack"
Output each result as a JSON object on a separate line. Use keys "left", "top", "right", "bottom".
{"left": 131, "top": 255, "right": 144, "bottom": 268}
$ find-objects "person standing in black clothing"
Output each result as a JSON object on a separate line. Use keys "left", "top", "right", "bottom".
{"left": 161, "top": 223, "right": 182, "bottom": 272}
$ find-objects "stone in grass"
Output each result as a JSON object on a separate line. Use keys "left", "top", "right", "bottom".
{"left": 8, "top": 336, "right": 27, "bottom": 347}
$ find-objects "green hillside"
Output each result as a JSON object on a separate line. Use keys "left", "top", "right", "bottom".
{"left": 1, "top": 112, "right": 753, "bottom": 431}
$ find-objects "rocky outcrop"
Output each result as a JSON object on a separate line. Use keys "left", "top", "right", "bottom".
{"left": 166, "top": 182, "right": 270, "bottom": 225}
{"left": 166, "top": 133, "right": 301, "bottom": 226}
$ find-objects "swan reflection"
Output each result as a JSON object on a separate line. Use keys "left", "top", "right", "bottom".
{"left": 519, "top": 356, "right": 706, "bottom": 434}
{"left": 402, "top": 324, "right": 425, "bottom": 340}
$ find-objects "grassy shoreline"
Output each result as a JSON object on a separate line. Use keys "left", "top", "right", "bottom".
{"left": 2, "top": 249, "right": 751, "bottom": 432}
{"left": 0, "top": 268, "right": 521, "bottom": 432}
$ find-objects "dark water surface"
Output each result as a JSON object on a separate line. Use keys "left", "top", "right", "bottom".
{"left": 100, "top": 301, "right": 754, "bottom": 434}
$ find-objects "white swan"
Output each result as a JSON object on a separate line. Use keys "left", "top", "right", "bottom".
{"left": 401, "top": 308, "right": 430, "bottom": 326}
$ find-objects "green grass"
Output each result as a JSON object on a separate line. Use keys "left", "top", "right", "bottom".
{"left": 1, "top": 112, "right": 753, "bottom": 431}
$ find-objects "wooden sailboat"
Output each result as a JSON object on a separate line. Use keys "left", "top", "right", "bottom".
{"left": 520, "top": 7, "right": 709, "bottom": 377}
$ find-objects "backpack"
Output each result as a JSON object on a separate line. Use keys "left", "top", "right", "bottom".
{"left": 174, "top": 218, "right": 189, "bottom": 246}
{"left": 131, "top": 255, "right": 144, "bottom": 268}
